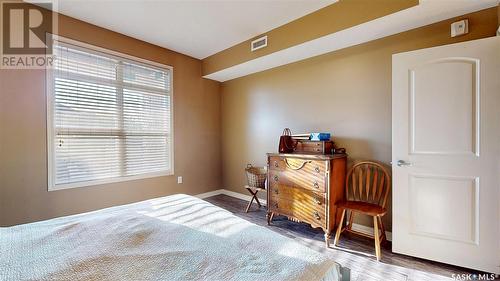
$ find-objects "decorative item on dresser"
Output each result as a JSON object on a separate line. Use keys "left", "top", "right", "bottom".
{"left": 266, "top": 153, "right": 347, "bottom": 247}
{"left": 278, "top": 128, "right": 297, "bottom": 153}
{"left": 294, "top": 140, "right": 335, "bottom": 154}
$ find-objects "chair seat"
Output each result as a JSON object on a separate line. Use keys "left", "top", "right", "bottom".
{"left": 337, "top": 201, "right": 387, "bottom": 216}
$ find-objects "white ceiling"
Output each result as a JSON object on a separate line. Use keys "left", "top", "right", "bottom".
{"left": 51, "top": 0, "right": 335, "bottom": 59}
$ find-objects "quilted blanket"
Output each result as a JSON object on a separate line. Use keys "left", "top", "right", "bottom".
{"left": 1, "top": 194, "right": 343, "bottom": 281}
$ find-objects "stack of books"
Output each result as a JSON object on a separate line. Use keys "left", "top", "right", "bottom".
{"left": 292, "top": 132, "right": 331, "bottom": 141}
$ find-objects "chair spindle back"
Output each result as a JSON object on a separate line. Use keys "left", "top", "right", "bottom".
{"left": 345, "top": 161, "right": 391, "bottom": 208}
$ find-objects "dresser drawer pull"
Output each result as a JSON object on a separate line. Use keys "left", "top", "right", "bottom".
{"left": 273, "top": 189, "right": 279, "bottom": 195}
{"left": 284, "top": 159, "right": 312, "bottom": 170}
{"left": 313, "top": 181, "right": 319, "bottom": 189}
{"left": 314, "top": 167, "right": 320, "bottom": 173}
{"left": 274, "top": 161, "right": 279, "bottom": 168}
{"left": 313, "top": 211, "right": 321, "bottom": 220}
{"left": 314, "top": 197, "right": 321, "bottom": 205}
{"left": 273, "top": 202, "right": 279, "bottom": 209}
{"left": 273, "top": 175, "right": 279, "bottom": 182}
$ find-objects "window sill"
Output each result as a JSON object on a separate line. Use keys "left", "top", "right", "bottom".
{"left": 48, "top": 170, "right": 174, "bottom": 191}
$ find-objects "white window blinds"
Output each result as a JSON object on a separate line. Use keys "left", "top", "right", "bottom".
{"left": 48, "top": 39, "right": 172, "bottom": 190}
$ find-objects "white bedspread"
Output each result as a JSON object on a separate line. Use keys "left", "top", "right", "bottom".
{"left": 1, "top": 194, "right": 342, "bottom": 281}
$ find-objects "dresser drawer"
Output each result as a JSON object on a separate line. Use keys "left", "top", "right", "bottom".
{"left": 268, "top": 196, "right": 326, "bottom": 229}
{"left": 269, "top": 156, "right": 327, "bottom": 174}
{"left": 269, "top": 170, "right": 326, "bottom": 192}
{"left": 269, "top": 184, "right": 325, "bottom": 212}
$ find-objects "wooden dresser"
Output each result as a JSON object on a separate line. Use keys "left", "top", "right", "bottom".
{"left": 266, "top": 153, "right": 347, "bottom": 247}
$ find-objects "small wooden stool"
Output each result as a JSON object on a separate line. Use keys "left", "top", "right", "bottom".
{"left": 245, "top": 185, "right": 265, "bottom": 213}
{"left": 244, "top": 164, "right": 267, "bottom": 213}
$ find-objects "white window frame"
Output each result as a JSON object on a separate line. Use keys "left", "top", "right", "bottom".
{"left": 46, "top": 35, "right": 174, "bottom": 191}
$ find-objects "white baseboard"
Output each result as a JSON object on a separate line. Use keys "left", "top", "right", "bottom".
{"left": 195, "top": 189, "right": 224, "bottom": 199}
{"left": 196, "top": 189, "right": 391, "bottom": 241}
{"left": 351, "top": 222, "right": 392, "bottom": 241}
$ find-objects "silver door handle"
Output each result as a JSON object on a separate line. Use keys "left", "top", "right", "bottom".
{"left": 397, "top": 160, "right": 412, "bottom": 167}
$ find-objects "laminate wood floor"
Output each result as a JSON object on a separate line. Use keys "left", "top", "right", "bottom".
{"left": 204, "top": 194, "right": 498, "bottom": 281}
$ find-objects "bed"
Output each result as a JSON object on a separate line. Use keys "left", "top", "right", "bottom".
{"left": 0, "top": 194, "right": 348, "bottom": 281}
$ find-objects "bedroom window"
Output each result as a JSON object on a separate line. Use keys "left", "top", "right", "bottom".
{"left": 47, "top": 37, "right": 173, "bottom": 191}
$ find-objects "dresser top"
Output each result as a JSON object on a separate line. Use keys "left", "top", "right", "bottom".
{"left": 267, "top": 153, "right": 347, "bottom": 160}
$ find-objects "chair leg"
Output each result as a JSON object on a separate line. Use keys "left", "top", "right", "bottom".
{"left": 245, "top": 196, "right": 255, "bottom": 213}
{"left": 373, "top": 216, "right": 381, "bottom": 261}
{"left": 347, "top": 211, "right": 355, "bottom": 230}
{"left": 333, "top": 209, "right": 346, "bottom": 246}
{"left": 377, "top": 216, "right": 387, "bottom": 243}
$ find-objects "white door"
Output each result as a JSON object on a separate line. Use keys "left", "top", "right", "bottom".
{"left": 392, "top": 36, "right": 500, "bottom": 274}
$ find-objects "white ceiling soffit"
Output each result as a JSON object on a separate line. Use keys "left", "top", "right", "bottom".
{"left": 49, "top": 0, "right": 335, "bottom": 59}
{"left": 204, "top": 0, "right": 498, "bottom": 82}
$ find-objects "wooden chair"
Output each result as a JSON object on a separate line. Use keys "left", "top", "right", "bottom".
{"left": 333, "top": 161, "right": 391, "bottom": 261}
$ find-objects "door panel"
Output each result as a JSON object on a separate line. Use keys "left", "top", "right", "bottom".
{"left": 392, "top": 37, "right": 499, "bottom": 274}
{"left": 410, "top": 58, "right": 479, "bottom": 155}
{"left": 409, "top": 174, "right": 478, "bottom": 244}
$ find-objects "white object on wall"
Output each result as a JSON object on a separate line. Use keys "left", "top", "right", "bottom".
{"left": 251, "top": 36, "right": 268, "bottom": 52}
{"left": 450, "top": 19, "right": 468, "bottom": 37}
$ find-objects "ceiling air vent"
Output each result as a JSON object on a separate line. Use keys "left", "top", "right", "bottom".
{"left": 251, "top": 36, "right": 267, "bottom": 52}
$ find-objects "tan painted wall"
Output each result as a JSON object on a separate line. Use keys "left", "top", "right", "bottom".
{"left": 0, "top": 13, "right": 222, "bottom": 226}
{"left": 220, "top": 8, "right": 498, "bottom": 231}
{"left": 202, "top": 0, "right": 418, "bottom": 76}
